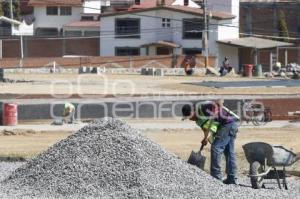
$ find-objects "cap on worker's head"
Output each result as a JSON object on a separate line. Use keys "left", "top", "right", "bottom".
{"left": 64, "top": 102, "right": 72, "bottom": 108}
{"left": 181, "top": 104, "right": 193, "bottom": 120}
{"left": 225, "top": 56, "right": 229, "bottom": 60}
{"left": 216, "top": 99, "right": 224, "bottom": 106}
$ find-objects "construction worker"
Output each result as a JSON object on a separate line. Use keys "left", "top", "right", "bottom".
{"left": 182, "top": 100, "right": 240, "bottom": 184}
{"left": 220, "top": 56, "right": 233, "bottom": 76}
{"left": 63, "top": 102, "right": 75, "bottom": 124}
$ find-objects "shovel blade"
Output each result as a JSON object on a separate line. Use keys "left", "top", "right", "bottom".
{"left": 187, "top": 150, "right": 206, "bottom": 170}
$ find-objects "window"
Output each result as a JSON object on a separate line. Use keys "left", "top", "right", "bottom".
{"left": 36, "top": 28, "right": 59, "bottom": 36}
{"left": 183, "top": 48, "right": 202, "bottom": 55}
{"left": 183, "top": 18, "right": 203, "bottom": 39}
{"left": 65, "top": 31, "right": 82, "bottom": 37}
{"left": 81, "top": 16, "right": 94, "bottom": 21}
{"left": 115, "top": 18, "right": 140, "bottom": 38}
{"left": 46, "top": 6, "right": 58, "bottom": 15}
{"left": 135, "top": 0, "right": 141, "bottom": 5}
{"left": 162, "top": 18, "right": 171, "bottom": 28}
{"left": 156, "top": 47, "right": 172, "bottom": 55}
{"left": 60, "top": 7, "right": 72, "bottom": 16}
{"left": 84, "top": 31, "right": 100, "bottom": 36}
{"left": 115, "top": 47, "right": 140, "bottom": 56}
{"left": 184, "top": 0, "right": 189, "bottom": 6}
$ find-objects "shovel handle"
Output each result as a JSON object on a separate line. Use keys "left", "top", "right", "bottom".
{"left": 199, "top": 144, "right": 205, "bottom": 152}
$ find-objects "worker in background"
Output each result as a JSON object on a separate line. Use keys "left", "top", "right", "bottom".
{"left": 183, "top": 55, "right": 195, "bottom": 75}
{"left": 220, "top": 57, "right": 233, "bottom": 76}
{"left": 63, "top": 102, "right": 76, "bottom": 124}
{"left": 274, "top": 62, "right": 282, "bottom": 72}
{"left": 181, "top": 100, "right": 240, "bottom": 184}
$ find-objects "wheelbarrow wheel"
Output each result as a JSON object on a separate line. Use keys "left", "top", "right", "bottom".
{"left": 250, "top": 161, "right": 264, "bottom": 189}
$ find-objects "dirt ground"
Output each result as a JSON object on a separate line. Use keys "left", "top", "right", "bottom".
{"left": 2, "top": 73, "right": 300, "bottom": 96}
{"left": 0, "top": 127, "right": 299, "bottom": 178}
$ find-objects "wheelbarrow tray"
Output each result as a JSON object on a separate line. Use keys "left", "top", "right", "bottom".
{"left": 243, "top": 142, "right": 300, "bottom": 167}
{"left": 272, "top": 145, "right": 299, "bottom": 166}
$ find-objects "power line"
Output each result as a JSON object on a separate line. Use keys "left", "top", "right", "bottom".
{"left": 2, "top": 2, "right": 300, "bottom": 41}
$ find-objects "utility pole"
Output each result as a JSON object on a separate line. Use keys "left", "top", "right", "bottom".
{"left": 202, "top": 0, "right": 209, "bottom": 68}
{"left": 10, "top": 0, "right": 14, "bottom": 19}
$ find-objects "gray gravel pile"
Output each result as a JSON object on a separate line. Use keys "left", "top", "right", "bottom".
{"left": 1, "top": 118, "right": 299, "bottom": 198}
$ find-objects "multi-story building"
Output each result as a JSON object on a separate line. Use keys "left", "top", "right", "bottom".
{"left": 28, "top": 0, "right": 109, "bottom": 36}
{"left": 100, "top": 0, "right": 240, "bottom": 68}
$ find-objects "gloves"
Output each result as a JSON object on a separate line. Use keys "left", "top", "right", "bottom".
{"left": 201, "top": 138, "right": 208, "bottom": 146}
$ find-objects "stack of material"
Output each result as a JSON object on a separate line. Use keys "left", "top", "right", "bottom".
{"left": 1, "top": 118, "right": 299, "bottom": 198}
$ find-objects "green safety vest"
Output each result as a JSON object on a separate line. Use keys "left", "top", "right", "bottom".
{"left": 195, "top": 106, "right": 220, "bottom": 134}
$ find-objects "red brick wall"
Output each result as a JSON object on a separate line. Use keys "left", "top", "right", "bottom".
{"left": 2, "top": 40, "right": 21, "bottom": 58}
{"left": 261, "top": 98, "right": 300, "bottom": 118}
{"left": 65, "top": 38, "right": 99, "bottom": 56}
{"left": 0, "top": 55, "right": 215, "bottom": 69}
{"left": 26, "top": 39, "right": 63, "bottom": 57}
{"left": 240, "top": 5, "right": 300, "bottom": 39}
{"left": 2, "top": 38, "right": 100, "bottom": 58}
{"left": 240, "top": 3, "right": 300, "bottom": 65}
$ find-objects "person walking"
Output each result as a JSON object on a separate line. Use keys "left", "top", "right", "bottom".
{"left": 182, "top": 100, "right": 239, "bottom": 184}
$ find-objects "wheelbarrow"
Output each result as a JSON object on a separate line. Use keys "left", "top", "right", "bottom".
{"left": 243, "top": 142, "right": 300, "bottom": 190}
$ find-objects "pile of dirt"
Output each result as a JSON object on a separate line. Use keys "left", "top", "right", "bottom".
{"left": 1, "top": 118, "right": 299, "bottom": 198}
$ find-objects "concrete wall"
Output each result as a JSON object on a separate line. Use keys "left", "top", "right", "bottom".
{"left": 5, "top": 97, "right": 298, "bottom": 121}
{"left": 15, "top": 99, "right": 239, "bottom": 120}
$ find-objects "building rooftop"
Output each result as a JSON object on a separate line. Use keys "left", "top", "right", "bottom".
{"left": 101, "top": 4, "right": 235, "bottom": 20}
{"left": 240, "top": 0, "right": 300, "bottom": 3}
{"left": 64, "top": 20, "right": 101, "bottom": 28}
{"left": 28, "top": 0, "right": 83, "bottom": 6}
{"left": 217, "top": 37, "right": 293, "bottom": 49}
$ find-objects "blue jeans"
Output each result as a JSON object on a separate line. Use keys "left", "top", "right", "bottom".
{"left": 211, "top": 122, "right": 238, "bottom": 182}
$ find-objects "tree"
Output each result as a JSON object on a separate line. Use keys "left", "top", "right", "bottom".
{"left": 0, "top": 1, "right": 21, "bottom": 19}
{"left": 13, "top": 1, "right": 21, "bottom": 20}
{"left": 0, "top": 3, "right": 4, "bottom": 16}
{"left": 278, "top": 10, "right": 289, "bottom": 42}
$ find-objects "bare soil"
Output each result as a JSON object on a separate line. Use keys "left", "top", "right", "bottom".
{"left": 1, "top": 74, "right": 299, "bottom": 95}
{"left": 0, "top": 127, "right": 299, "bottom": 178}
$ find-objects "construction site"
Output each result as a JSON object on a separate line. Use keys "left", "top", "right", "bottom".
{"left": 0, "top": 67, "right": 299, "bottom": 198}
{"left": 0, "top": 0, "right": 300, "bottom": 198}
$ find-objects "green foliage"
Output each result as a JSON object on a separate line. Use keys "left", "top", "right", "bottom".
{"left": 0, "top": 3, "right": 4, "bottom": 16}
{"left": 278, "top": 10, "right": 289, "bottom": 42}
{"left": 13, "top": 1, "right": 21, "bottom": 20}
{"left": 0, "top": 1, "right": 21, "bottom": 19}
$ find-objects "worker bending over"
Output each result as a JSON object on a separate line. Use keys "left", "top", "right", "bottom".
{"left": 63, "top": 102, "right": 75, "bottom": 124}
{"left": 182, "top": 100, "right": 240, "bottom": 184}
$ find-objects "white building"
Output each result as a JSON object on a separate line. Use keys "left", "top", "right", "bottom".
{"left": 28, "top": 0, "right": 109, "bottom": 36}
{"left": 100, "top": 0, "right": 239, "bottom": 68}
{"left": 0, "top": 16, "right": 34, "bottom": 36}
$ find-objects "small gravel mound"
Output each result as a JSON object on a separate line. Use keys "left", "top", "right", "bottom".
{"left": 1, "top": 118, "right": 299, "bottom": 198}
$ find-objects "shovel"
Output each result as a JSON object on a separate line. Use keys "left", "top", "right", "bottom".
{"left": 187, "top": 144, "right": 206, "bottom": 170}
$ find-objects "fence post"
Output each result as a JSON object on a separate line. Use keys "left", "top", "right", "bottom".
{"left": 0, "top": 40, "right": 2, "bottom": 59}
{"left": 130, "top": 56, "right": 133, "bottom": 68}
{"left": 270, "top": 52, "right": 273, "bottom": 73}
{"left": 284, "top": 49, "right": 288, "bottom": 66}
{"left": 171, "top": 54, "right": 178, "bottom": 68}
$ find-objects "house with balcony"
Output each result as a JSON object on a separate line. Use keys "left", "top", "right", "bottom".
{"left": 100, "top": 0, "right": 240, "bottom": 68}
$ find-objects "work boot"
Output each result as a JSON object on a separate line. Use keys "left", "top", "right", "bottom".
{"left": 223, "top": 178, "right": 237, "bottom": 185}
